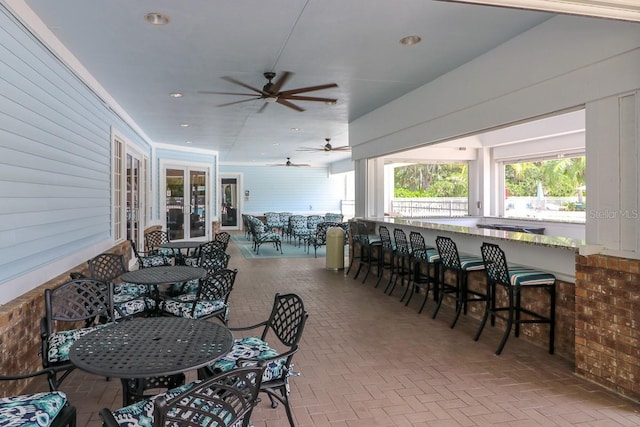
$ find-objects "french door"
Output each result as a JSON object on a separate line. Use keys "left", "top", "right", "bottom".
{"left": 220, "top": 173, "right": 242, "bottom": 231}
{"left": 125, "top": 151, "right": 145, "bottom": 247}
{"left": 164, "top": 166, "right": 209, "bottom": 240}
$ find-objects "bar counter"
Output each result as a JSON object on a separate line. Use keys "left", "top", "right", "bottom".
{"left": 360, "top": 216, "right": 585, "bottom": 282}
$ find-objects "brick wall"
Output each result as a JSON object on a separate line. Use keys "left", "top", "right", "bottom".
{"left": 575, "top": 253, "right": 640, "bottom": 401}
{"left": 0, "top": 240, "right": 131, "bottom": 397}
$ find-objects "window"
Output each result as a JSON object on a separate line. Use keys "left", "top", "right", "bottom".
{"left": 390, "top": 162, "right": 469, "bottom": 217}
{"left": 503, "top": 156, "right": 585, "bottom": 221}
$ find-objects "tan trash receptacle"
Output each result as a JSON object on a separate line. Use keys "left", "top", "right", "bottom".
{"left": 326, "top": 227, "right": 345, "bottom": 270}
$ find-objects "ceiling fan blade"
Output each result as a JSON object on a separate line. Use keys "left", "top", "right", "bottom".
{"left": 199, "top": 91, "right": 258, "bottom": 96}
{"left": 276, "top": 98, "right": 305, "bottom": 112}
{"left": 221, "top": 76, "right": 268, "bottom": 95}
{"left": 332, "top": 146, "right": 352, "bottom": 151}
{"left": 270, "top": 71, "right": 293, "bottom": 94}
{"left": 296, "top": 147, "right": 325, "bottom": 152}
{"left": 284, "top": 95, "right": 338, "bottom": 103}
{"left": 280, "top": 83, "right": 338, "bottom": 95}
{"left": 217, "top": 98, "right": 260, "bottom": 107}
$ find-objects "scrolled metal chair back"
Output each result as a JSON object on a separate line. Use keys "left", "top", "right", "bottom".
{"left": 199, "top": 248, "right": 231, "bottom": 273}
{"left": 45, "top": 279, "right": 114, "bottom": 324}
{"left": 199, "top": 268, "right": 238, "bottom": 302}
{"left": 378, "top": 225, "right": 393, "bottom": 249}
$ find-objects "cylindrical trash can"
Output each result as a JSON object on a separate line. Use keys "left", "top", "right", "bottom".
{"left": 326, "top": 227, "right": 345, "bottom": 271}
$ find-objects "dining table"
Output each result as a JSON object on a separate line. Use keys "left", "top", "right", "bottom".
{"left": 159, "top": 240, "right": 204, "bottom": 263}
{"left": 69, "top": 316, "right": 233, "bottom": 405}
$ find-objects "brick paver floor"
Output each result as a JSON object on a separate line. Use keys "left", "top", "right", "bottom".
{"left": 45, "top": 234, "right": 640, "bottom": 426}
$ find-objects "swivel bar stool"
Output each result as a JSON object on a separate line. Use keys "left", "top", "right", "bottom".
{"left": 433, "top": 236, "right": 486, "bottom": 328}
{"left": 474, "top": 242, "right": 556, "bottom": 355}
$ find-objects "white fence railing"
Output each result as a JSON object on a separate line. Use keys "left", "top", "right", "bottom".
{"left": 390, "top": 198, "right": 468, "bottom": 217}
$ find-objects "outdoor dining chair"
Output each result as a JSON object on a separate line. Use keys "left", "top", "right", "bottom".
{"left": 0, "top": 369, "right": 76, "bottom": 427}
{"left": 88, "top": 253, "right": 157, "bottom": 319}
{"left": 159, "top": 268, "right": 238, "bottom": 324}
{"left": 99, "top": 364, "right": 265, "bottom": 427}
{"left": 198, "top": 293, "right": 308, "bottom": 427}
{"left": 41, "top": 278, "right": 114, "bottom": 390}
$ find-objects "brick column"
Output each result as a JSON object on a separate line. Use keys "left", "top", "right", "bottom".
{"left": 575, "top": 254, "right": 640, "bottom": 401}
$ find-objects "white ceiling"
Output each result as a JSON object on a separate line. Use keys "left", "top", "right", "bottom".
{"left": 5, "top": 0, "right": 577, "bottom": 165}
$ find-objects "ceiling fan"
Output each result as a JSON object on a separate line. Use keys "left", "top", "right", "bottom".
{"left": 199, "top": 71, "right": 338, "bottom": 112}
{"left": 297, "top": 138, "right": 351, "bottom": 152}
{"left": 269, "top": 157, "right": 310, "bottom": 167}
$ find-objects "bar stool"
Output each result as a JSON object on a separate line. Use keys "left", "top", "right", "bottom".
{"left": 385, "top": 229, "right": 412, "bottom": 297}
{"left": 404, "top": 231, "right": 440, "bottom": 313}
{"left": 474, "top": 242, "right": 556, "bottom": 355}
{"left": 375, "top": 225, "right": 395, "bottom": 289}
{"left": 346, "top": 221, "right": 361, "bottom": 275}
{"left": 353, "top": 222, "right": 381, "bottom": 283}
{"left": 433, "top": 236, "right": 486, "bottom": 328}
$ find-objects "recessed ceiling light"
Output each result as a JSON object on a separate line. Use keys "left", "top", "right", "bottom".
{"left": 169, "top": 92, "right": 183, "bottom": 98}
{"left": 185, "top": 141, "right": 192, "bottom": 144}
{"left": 180, "top": 123, "right": 189, "bottom": 127}
{"left": 273, "top": 143, "right": 280, "bottom": 146}
{"left": 145, "top": 12, "right": 170, "bottom": 26}
{"left": 400, "top": 35, "right": 422, "bottom": 46}
{"left": 290, "top": 127, "right": 300, "bottom": 132}
{"left": 325, "top": 100, "right": 337, "bottom": 106}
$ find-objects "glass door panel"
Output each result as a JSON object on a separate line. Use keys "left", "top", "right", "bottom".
{"left": 166, "top": 169, "right": 185, "bottom": 240}
{"left": 221, "top": 177, "right": 239, "bottom": 229}
{"left": 189, "top": 170, "right": 206, "bottom": 239}
{"left": 165, "top": 167, "right": 208, "bottom": 240}
{"left": 126, "top": 154, "right": 141, "bottom": 244}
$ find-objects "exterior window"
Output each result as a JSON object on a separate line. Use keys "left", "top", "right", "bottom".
{"left": 390, "top": 162, "right": 468, "bottom": 217}
{"left": 503, "top": 156, "right": 585, "bottom": 221}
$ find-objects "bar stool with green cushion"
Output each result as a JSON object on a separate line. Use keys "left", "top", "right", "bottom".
{"left": 384, "top": 229, "right": 412, "bottom": 297}
{"left": 353, "top": 222, "right": 382, "bottom": 283}
{"left": 375, "top": 225, "right": 395, "bottom": 289}
{"left": 474, "top": 242, "right": 556, "bottom": 355}
{"left": 346, "top": 220, "right": 361, "bottom": 275}
{"left": 432, "top": 236, "right": 486, "bottom": 328}
{"left": 405, "top": 231, "right": 440, "bottom": 313}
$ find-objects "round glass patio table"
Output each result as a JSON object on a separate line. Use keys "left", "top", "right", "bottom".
{"left": 69, "top": 317, "right": 233, "bottom": 378}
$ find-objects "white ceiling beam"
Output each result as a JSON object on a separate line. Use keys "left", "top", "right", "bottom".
{"left": 438, "top": 0, "right": 640, "bottom": 22}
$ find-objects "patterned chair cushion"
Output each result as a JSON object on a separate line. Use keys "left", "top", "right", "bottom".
{"left": 0, "top": 391, "right": 67, "bottom": 427}
{"left": 137, "top": 255, "right": 170, "bottom": 268}
{"left": 211, "top": 336, "right": 286, "bottom": 382}
{"left": 113, "top": 295, "right": 156, "bottom": 320}
{"left": 159, "top": 294, "right": 227, "bottom": 320}
{"left": 47, "top": 323, "right": 112, "bottom": 363}
{"left": 255, "top": 231, "right": 281, "bottom": 244}
{"left": 459, "top": 255, "right": 485, "bottom": 271}
{"left": 412, "top": 248, "right": 440, "bottom": 263}
{"left": 114, "top": 282, "right": 151, "bottom": 297}
{"left": 110, "top": 381, "right": 197, "bottom": 427}
{"left": 508, "top": 266, "right": 556, "bottom": 287}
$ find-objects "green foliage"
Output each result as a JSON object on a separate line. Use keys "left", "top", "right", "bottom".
{"left": 394, "top": 163, "right": 468, "bottom": 198}
{"left": 505, "top": 157, "right": 585, "bottom": 197}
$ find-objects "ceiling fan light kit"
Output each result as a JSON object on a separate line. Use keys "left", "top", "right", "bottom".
{"left": 200, "top": 71, "right": 338, "bottom": 112}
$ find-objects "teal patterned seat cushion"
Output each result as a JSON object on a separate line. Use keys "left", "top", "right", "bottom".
{"left": 114, "top": 282, "right": 151, "bottom": 297}
{"left": 47, "top": 323, "right": 112, "bottom": 363}
{"left": 113, "top": 295, "right": 156, "bottom": 320}
{"left": 137, "top": 254, "right": 171, "bottom": 268}
{"left": 0, "top": 391, "right": 67, "bottom": 427}
{"left": 211, "top": 336, "right": 286, "bottom": 382}
{"left": 159, "top": 294, "right": 227, "bottom": 320}
{"left": 110, "top": 381, "right": 197, "bottom": 427}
